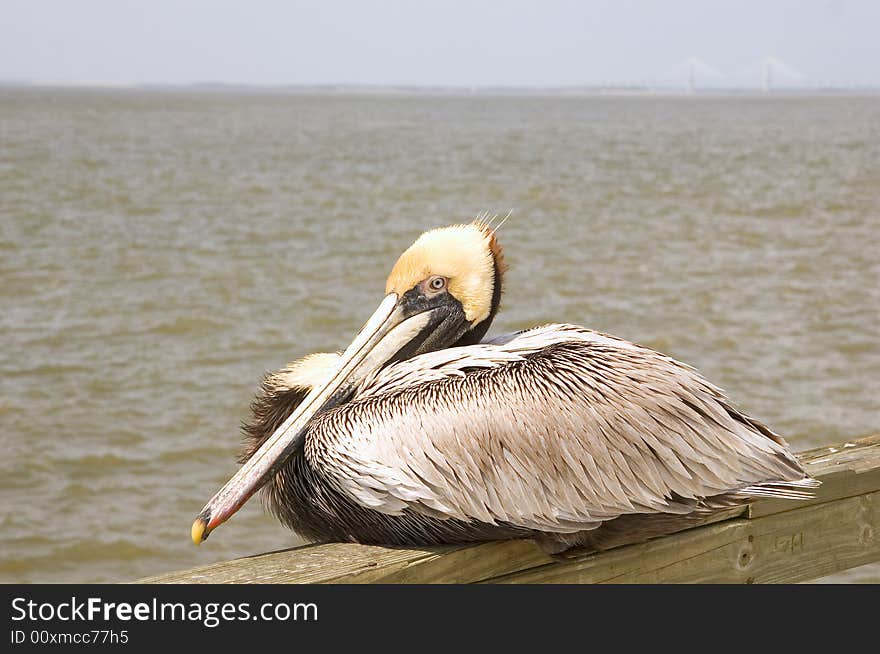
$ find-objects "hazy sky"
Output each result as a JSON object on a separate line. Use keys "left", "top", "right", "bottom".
{"left": 2, "top": 0, "right": 878, "bottom": 87}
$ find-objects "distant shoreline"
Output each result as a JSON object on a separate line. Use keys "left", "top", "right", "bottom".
{"left": 2, "top": 81, "right": 879, "bottom": 97}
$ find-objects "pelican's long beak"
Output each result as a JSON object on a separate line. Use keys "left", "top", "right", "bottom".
{"left": 191, "top": 291, "right": 466, "bottom": 544}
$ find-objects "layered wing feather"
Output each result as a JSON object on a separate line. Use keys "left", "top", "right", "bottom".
{"left": 304, "top": 324, "right": 815, "bottom": 534}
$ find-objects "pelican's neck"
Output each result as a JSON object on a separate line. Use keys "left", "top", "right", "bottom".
{"left": 449, "top": 254, "right": 504, "bottom": 347}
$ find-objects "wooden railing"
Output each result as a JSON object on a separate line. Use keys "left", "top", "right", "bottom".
{"left": 136, "top": 432, "right": 880, "bottom": 584}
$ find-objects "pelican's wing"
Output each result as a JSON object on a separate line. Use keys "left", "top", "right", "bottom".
{"left": 305, "top": 324, "right": 815, "bottom": 533}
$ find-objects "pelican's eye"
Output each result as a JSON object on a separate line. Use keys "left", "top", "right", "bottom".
{"left": 425, "top": 276, "right": 448, "bottom": 294}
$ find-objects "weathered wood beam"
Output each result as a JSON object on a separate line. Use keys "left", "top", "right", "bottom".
{"left": 491, "top": 490, "right": 879, "bottom": 583}
{"left": 135, "top": 433, "right": 880, "bottom": 584}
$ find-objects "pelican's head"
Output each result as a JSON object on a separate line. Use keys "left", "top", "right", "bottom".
{"left": 191, "top": 219, "right": 507, "bottom": 545}
{"left": 383, "top": 221, "right": 506, "bottom": 352}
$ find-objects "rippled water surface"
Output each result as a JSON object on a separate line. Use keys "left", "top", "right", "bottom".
{"left": 1, "top": 89, "right": 878, "bottom": 583}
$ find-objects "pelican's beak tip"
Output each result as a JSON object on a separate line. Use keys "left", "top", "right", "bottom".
{"left": 191, "top": 517, "right": 209, "bottom": 546}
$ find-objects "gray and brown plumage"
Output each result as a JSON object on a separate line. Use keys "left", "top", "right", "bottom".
{"left": 192, "top": 220, "right": 818, "bottom": 555}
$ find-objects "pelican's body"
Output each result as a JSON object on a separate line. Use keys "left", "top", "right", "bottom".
{"left": 193, "top": 220, "right": 817, "bottom": 555}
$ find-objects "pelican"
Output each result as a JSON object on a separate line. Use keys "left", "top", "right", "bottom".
{"left": 191, "top": 220, "right": 818, "bottom": 555}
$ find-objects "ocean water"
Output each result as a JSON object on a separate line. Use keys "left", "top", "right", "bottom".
{"left": 1, "top": 88, "right": 877, "bottom": 583}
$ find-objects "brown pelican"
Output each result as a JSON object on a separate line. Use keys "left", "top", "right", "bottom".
{"left": 191, "top": 220, "right": 818, "bottom": 554}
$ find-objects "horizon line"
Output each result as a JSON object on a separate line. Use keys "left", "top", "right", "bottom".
{"left": 3, "top": 80, "right": 880, "bottom": 94}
